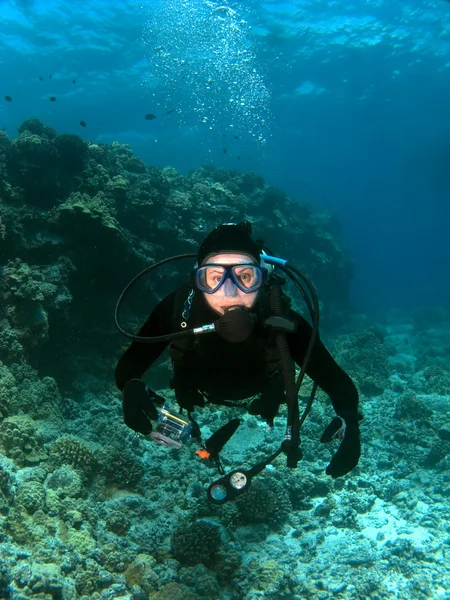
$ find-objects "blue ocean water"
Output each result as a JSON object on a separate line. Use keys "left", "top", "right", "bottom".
{"left": 2, "top": 0, "right": 449, "bottom": 311}
{"left": 2, "top": 3, "right": 450, "bottom": 599}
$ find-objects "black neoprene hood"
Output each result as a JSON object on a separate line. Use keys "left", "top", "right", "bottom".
{"left": 198, "top": 221, "right": 262, "bottom": 264}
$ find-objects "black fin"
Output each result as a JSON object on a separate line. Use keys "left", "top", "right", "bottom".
{"left": 205, "top": 418, "right": 241, "bottom": 457}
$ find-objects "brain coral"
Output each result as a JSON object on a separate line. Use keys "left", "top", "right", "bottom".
{"left": 45, "top": 465, "right": 83, "bottom": 498}
{"left": 15, "top": 479, "right": 45, "bottom": 514}
{"left": 0, "top": 415, "right": 47, "bottom": 466}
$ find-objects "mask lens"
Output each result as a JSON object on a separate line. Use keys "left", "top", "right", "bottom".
{"left": 231, "top": 266, "right": 261, "bottom": 291}
{"left": 196, "top": 266, "right": 226, "bottom": 292}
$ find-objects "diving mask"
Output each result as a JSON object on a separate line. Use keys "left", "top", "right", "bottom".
{"left": 194, "top": 264, "right": 267, "bottom": 294}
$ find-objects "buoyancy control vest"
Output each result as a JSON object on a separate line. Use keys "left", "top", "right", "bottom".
{"left": 168, "top": 283, "right": 291, "bottom": 416}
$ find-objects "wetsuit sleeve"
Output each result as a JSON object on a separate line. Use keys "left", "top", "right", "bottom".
{"left": 115, "top": 291, "right": 176, "bottom": 391}
{"left": 287, "top": 312, "right": 359, "bottom": 416}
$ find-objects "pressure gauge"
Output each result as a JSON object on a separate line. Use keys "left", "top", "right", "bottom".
{"left": 230, "top": 471, "right": 247, "bottom": 490}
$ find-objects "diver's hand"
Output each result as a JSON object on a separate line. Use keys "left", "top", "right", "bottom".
{"left": 320, "top": 412, "right": 362, "bottom": 478}
{"left": 122, "top": 379, "right": 163, "bottom": 435}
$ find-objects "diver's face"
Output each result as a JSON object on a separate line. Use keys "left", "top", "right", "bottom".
{"left": 201, "top": 253, "right": 259, "bottom": 316}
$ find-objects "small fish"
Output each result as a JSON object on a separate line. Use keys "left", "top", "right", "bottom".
{"left": 49, "top": 74, "right": 53, "bottom": 79}
{"left": 196, "top": 449, "right": 211, "bottom": 459}
{"left": 79, "top": 120, "right": 86, "bottom": 127}
{"left": 234, "top": 134, "right": 239, "bottom": 140}
{"left": 166, "top": 108, "right": 175, "bottom": 115}
{"left": 223, "top": 148, "right": 227, "bottom": 154}
{"left": 237, "top": 156, "right": 240, "bottom": 160}
{"left": 39, "top": 76, "right": 43, "bottom": 81}
{"left": 49, "top": 96, "right": 56, "bottom": 102}
{"left": 4, "top": 96, "right": 12, "bottom": 102}
{"left": 72, "top": 79, "right": 76, "bottom": 84}
{"left": 144, "top": 113, "right": 156, "bottom": 120}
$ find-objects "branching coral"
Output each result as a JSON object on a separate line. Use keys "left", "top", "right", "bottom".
{"left": 51, "top": 435, "right": 96, "bottom": 474}
{"left": 171, "top": 520, "right": 222, "bottom": 567}
{"left": 236, "top": 478, "right": 292, "bottom": 526}
{"left": 98, "top": 445, "right": 145, "bottom": 488}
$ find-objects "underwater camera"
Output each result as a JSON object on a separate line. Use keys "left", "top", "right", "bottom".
{"left": 149, "top": 406, "right": 193, "bottom": 449}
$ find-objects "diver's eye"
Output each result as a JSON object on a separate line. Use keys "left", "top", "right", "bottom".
{"left": 234, "top": 269, "right": 255, "bottom": 288}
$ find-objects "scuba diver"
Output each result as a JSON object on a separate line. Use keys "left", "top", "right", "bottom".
{"left": 115, "top": 221, "right": 361, "bottom": 503}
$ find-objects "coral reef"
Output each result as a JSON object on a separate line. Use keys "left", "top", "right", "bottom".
{"left": 0, "top": 415, "right": 47, "bottom": 466}
{"left": 97, "top": 444, "right": 145, "bottom": 488}
{"left": 9, "top": 562, "right": 77, "bottom": 599}
{"left": 0, "top": 120, "right": 449, "bottom": 600}
{"left": 0, "top": 257, "right": 74, "bottom": 366}
{"left": 335, "top": 328, "right": 389, "bottom": 395}
{"left": 105, "top": 510, "right": 131, "bottom": 536}
{"left": 171, "top": 520, "right": 222, "bottom": 566}
{"left": 50, "top": 435, "right": 96, "bottom": 474}
{"left": 395, "top": 389, "right": 432, "bottom": 420}
{"left": 45, "top": 465, "right": 83, "bottom": 498}
{"left": 236, "top": 478, "right": 292, "bottom": 526}
{"left": 0, "top": 119, "right": 354, "bottom": 392}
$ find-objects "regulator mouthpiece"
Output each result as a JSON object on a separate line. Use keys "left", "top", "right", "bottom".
{"left": 214, "top": 307, "right": 256, "bottom": 343}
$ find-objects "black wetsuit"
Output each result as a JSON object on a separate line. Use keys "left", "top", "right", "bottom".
{"left": 115, "top": 283, "right": 359, "bottom": 420}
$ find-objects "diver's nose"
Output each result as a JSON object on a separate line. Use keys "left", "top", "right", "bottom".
{"left": 222, "top": 278, "right": 239, "bottom": 296}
